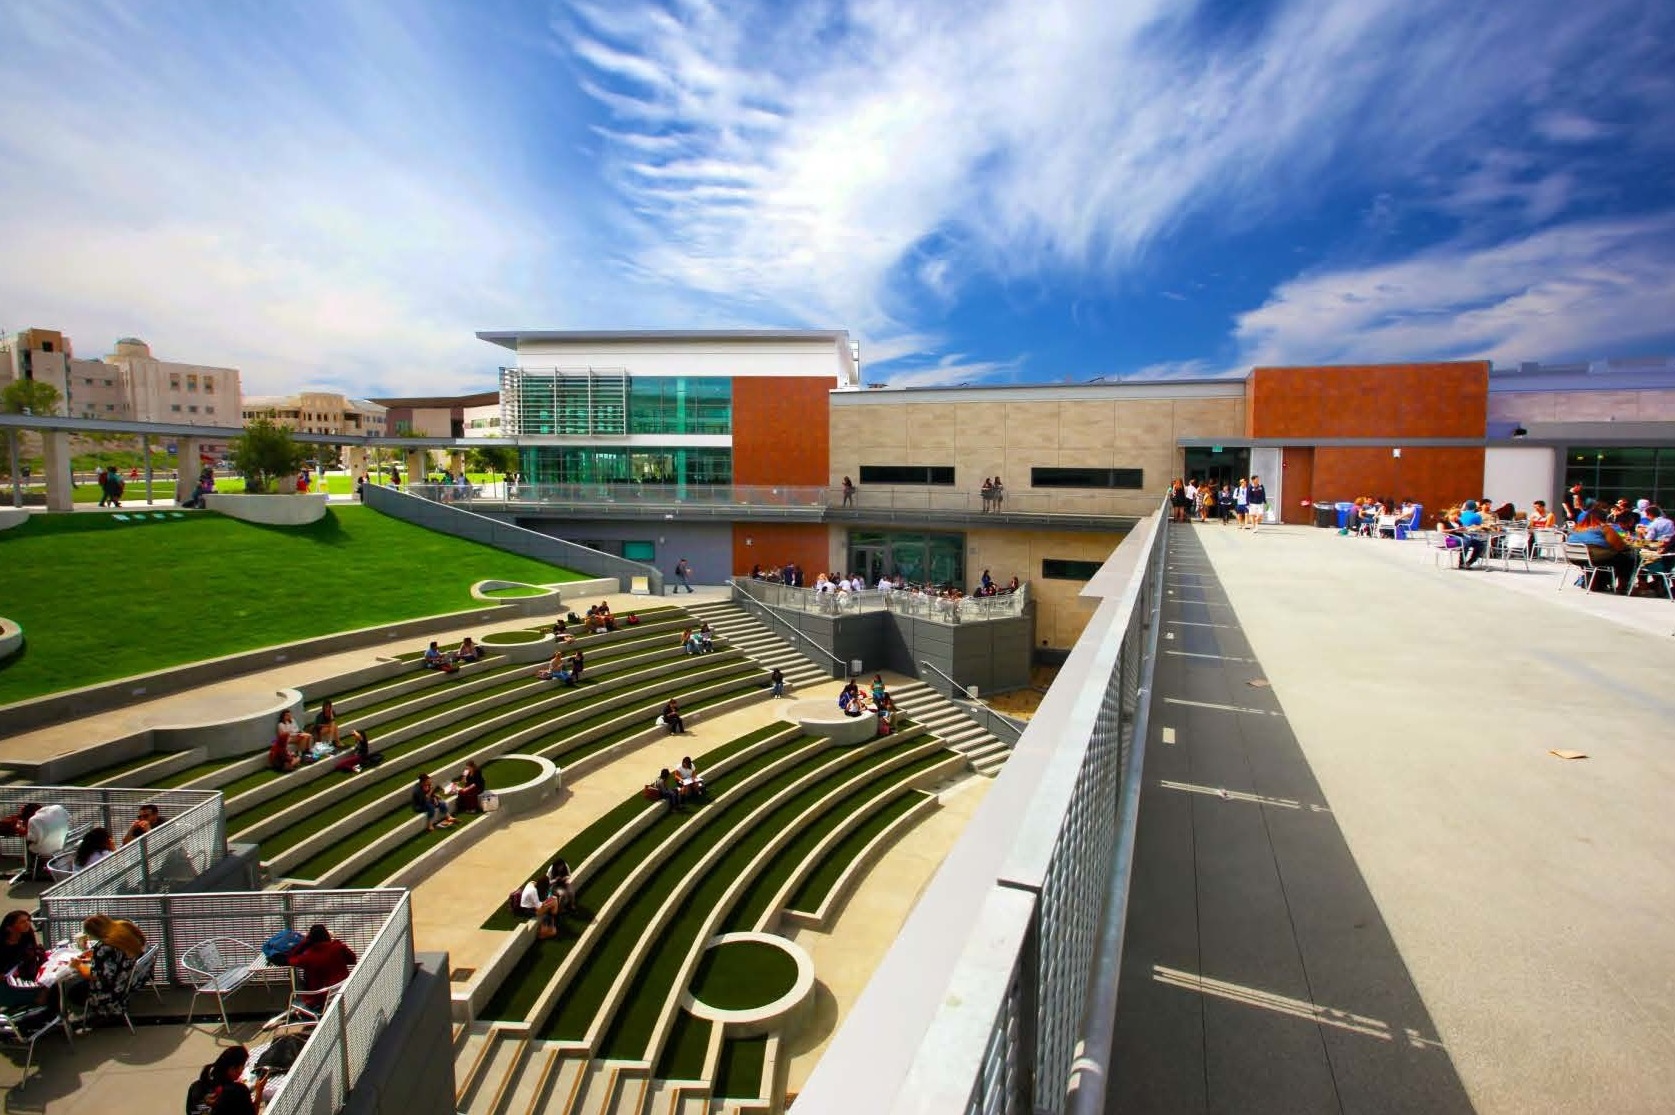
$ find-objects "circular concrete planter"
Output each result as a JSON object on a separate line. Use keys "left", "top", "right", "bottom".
{"left": 0, "top": 616, "right": 22, "bottom": 662}
{"left": 0, "top": 508, "right": 28, "bottom": 532}
{"left": 683, "top": 932, "right": 816, "bottom": 1039}
{"left": 786, "top": 698, "right": 876, "bottom": 745}
{"left": 205, "top": 492, "right": 329, "bottom": 525}
{"left": 479, "top": 753, "right": 560, "bottom": 813}
{"left": 480, "top": 629, "right": 556, "bottom": 664}
{"left": 470, "top": 579, "right": 563, "bottom": 618}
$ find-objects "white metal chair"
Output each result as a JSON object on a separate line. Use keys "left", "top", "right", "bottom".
{"left": 1560, "top": 542, "right": 1616, "bottom": 593}
{"left": 1533, "top": 527, "right": 1567, "bottom": 562}
{"left": 1497, "top": 527, "right": 1533, "bottom": 572}
{"left": 266, "top": 970, "right": 350, "bottom": 1030}
{"left": 117, "top": 945, "right": 166, "bottom": 1033}
{"left": 44, "top": 849, "right": 80, "bottom": 884}
{"left": 1431, "top": 531, "right": 1463, "bottom": 568}
{"left": 1375, "top": 514, "right": 1399, "bottom": 538}
{"left": 0, "top": 1004, "right": 72, "bottom": 1086}
{"left": 182, "top": 937, "right": 261, "bottom": 1033}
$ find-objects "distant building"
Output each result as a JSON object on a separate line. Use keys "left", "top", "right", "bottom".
{"left": 1, "top": 330, "right": 241, "bottom": 432}
{"left": 369, "top": 390, "right": 500, "bottom": 439}
{"left": 241, "top": 391, "right": 387, "bottom": 437}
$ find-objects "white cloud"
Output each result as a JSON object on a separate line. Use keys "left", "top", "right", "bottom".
{"left": 1232, "top": 215, "right": 1675, "bottom": 368}
{"left": 567, "top": 0, "right": 1655, "bottom": 351}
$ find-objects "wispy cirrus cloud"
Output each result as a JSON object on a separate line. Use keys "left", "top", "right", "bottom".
{"left": 563, "top": 0, "right": 1675, "bottom": 377}
{"left": 1233, "top": 215, "right": 1675, "bottom": 368}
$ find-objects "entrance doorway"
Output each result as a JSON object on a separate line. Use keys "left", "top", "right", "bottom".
{"left": 1184, "top": 447, "right": 1251, "bottom": 492}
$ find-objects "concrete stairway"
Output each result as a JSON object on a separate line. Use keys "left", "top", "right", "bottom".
{"left": 680, "top": 601, "right": 832, "bottom": 694}
{"left": 888, "top": 681, "right": 1012, "bottom": 776}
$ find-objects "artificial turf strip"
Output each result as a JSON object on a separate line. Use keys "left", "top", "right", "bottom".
{"left": 789, "top": 787, "right": 929, "bottom": 914}
{"left": 241, "top": 663, "right": 764, "bottom": 854}
{"left": 64, "top": 750, "right": 180, "bottom": 786}
{"left": 339, "top": 811, "right": 483, "bottom": 888}
{"left": 654, "top": 1011, "right": 712, "bottom": 1082}
{"left": 477, "top": 735, "right": 823, "bottom": 1020}
{"left": 0, "top": 505, "right": 586, "bottom": 705}
{"left": 713, "top": 1036, "right": 769, "bottom": 1099}
{"left": 479, "top": 720, "right": 793, "bottom": 932}
{"left": 588, "top": 739, "right": 938, "bottom": 1057}
{"left": 149, "top": 757, "right": 236, "bottom": 790}
{"left": 284, "top": 804, "right": 419, "bottom": 880}
{"left": 720, "top": 759, "right": 942, "bottom": 933}
{"left": 689, "top": 941, "right": 799, "bottom": 1011}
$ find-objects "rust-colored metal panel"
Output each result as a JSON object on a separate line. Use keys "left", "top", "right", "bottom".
{"left": 1248, "top": 362, "right": 1489, "bottom": 439}
{"left": 732, "top": 377, "right": 831, "bottom": 486}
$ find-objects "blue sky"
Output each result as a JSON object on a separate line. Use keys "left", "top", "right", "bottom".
{"left": 0, "top": 0, "right": 1671, "bottom": 396}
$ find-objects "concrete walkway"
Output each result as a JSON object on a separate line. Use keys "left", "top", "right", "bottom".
{"left": 1116, "top": 522, "right": 1675, "bottom": 1114}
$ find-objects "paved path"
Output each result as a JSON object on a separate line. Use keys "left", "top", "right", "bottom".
{"left": 1116, "top": 522, "right": 1675, "bottom": 1114}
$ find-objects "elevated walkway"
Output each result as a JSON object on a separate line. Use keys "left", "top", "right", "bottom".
{"left": 1113, "top": 523, "right": 1675, "bottom": 1115}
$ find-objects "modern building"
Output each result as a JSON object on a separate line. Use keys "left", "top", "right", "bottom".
{"left": 370, "top": 389, "right": 500, "bottom": 438}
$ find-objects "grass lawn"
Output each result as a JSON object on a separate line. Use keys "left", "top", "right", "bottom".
{"left": 0, "top": 505, "right": 584, "bottom": 705}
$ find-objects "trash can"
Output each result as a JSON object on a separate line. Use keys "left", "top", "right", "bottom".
{"left": 1335, "top": 502, "right": 1356, "bottom": 529}
{"left": 1314, "top": 505, "right": 1337, "bottom": 529}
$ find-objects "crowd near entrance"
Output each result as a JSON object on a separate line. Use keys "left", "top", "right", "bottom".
{"left": 1182, "top": 446, "right": 1251, "bottom": 492}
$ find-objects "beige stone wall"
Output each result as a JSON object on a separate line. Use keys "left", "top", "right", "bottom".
{"left": 966, "top": 528, "right": 1126, "bottom": 648}
{"left": 1491, "top": 390, "right": 1675, "bottom": 423}
{"left": 831, "top": 395, "right": 1244, "bottom": 516}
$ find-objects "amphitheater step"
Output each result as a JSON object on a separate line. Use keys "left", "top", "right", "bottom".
{"left": 453, "top": 1028, "right": 497, "bottom": 1109}
{"left": 680, "top": 600, "right": 837, "bottom": 682}
{"left": 463, "top": 1031, "right": 531, "bottom": 1115}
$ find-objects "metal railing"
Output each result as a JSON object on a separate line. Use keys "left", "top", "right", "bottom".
{"left": 918, "top": 660, "right": 1029, "bottom": 747}
{"left": 399, "top": 481, "right": 1139, "bottom": 520}
{"left": 724, "top": 579, "right": 848, "bottom": 677}
{"left": 39, "top": 791, "right": 225, "bottom": 900}
{"left": 734, "top": 576, "right": 1030, "bottom": 625}
{"left": 793, "top": 502, "right": 1168, "bottom": 1114}
{"left": 0, "top": 786, "right": 220, "bottom": 867}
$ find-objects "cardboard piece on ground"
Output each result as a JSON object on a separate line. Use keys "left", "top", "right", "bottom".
{"left": 1549, "top": 749, "right": 1588, "bottom": 760}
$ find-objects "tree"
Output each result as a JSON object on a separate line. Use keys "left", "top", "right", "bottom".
{"left": 466, "top": 445, "right": 518, "bottom": 477}
{"left": 231, "top": 418, "right": 307, "bottom": 493}
{"left": 1, "top": 378, "right": 62, "bottom": 470}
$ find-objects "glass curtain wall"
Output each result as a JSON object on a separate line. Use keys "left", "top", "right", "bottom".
{"left": 846, "top": 530, "right": 965, "bottom": 587}
{"left": 517, "top": 447, "right": 732, "bottom": 485}
{"left": 1563, "top": 447, "right": 1675, "bottom": 508}
{"left": 506, "top": 370, "right": 731, "bottom": 436}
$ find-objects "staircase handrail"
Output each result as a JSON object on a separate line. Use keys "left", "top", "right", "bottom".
{"left": 918, "top": 659, "right": 1028, "bottom": 745}
{"left": 725, "top": 578, "right": 847, "bottom": 677}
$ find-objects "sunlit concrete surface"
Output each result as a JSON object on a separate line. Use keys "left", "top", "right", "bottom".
{"left": 1116, "top": 522, "right": 1675, "bottom": 1115}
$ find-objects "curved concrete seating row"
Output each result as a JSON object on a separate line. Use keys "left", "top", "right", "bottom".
{"left": 0, "top": 615, "right": 22, "bottom": 661}
{"left": 280, "top": 662, "right": 772, "bottom": 890}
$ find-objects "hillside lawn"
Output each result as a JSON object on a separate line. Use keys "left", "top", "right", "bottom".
{"left": 0, "top": 505, "right": 583, "bottom": 705}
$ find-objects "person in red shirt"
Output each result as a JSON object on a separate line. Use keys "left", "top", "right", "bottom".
{"left": 285, "top": 924, "right": 355, "bottom": 1009}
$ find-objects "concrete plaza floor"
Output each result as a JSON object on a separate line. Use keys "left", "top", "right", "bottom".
{"left": 1114, "top": 521, "right": 1675, "bottom": 1115}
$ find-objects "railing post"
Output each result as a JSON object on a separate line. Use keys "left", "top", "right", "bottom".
{"left": 337, "top": 1000, "right": 353, "bottom": 1097}
{"left": 138, "top": 833, "right": 152, "bottom": 891}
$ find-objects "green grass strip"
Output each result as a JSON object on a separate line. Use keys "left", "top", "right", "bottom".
{"left": 789, "top": 787, "right": 929, "bottom": 914}
{"left": 723, "top": 757, "right": 943, "bottom": 932}
{"left": 477, "top": 734, "right": 822, "bottom": 1021}
{"left": 714, "top": 1036, "right": 768, "bottom": 1099}
{"left": 654, "top": 1011, "right": 712, "bottom": 1082}
{"left": 479, "top": 720, "right": 791, "bottom": 932}
{"left": 64, "top": 750, "right": 180, "bottom": 787}
{"left": 149, "top": 757, "right": 237, "bottom": 790}
{"left": 590, "top": 738, "right": 936, "bottom": 1056}
{"left": 283, "top": 804, "right": 418, "bottom": 880}
{"left": 339, "top": 811, "right": 483, "bottom": 888}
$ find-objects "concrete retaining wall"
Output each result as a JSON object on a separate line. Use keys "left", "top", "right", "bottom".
{"left": 204, "top": 491, "right": 329, "bottom": 525}
{"left": 365, "top": 484, "right": 662, "bottom": 593}
{"left": 0, "top": 507, "right": 27, "bottom": 532}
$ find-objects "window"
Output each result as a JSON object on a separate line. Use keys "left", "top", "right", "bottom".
{"left": 169, "top": 374, "right": 181, "bottom": 390}
{"left": 104, "top": 404, "right": 115, "bottom": 412}
{"left": 1031, "top": 467, "right": 1145, "bottom": 489}
{"left": 622, "top": 541, "right": 657, "bottom": 561}
{"left": 187, "top": 374, "right": 198, "bottom": 391}
{"left": 1042, "top": 558, "right": 1103, "bottom": 581}
{"left": 858, "top": 465, "right": 956, "bottom": 485}
{"left": 204, "top": 380, "right": 215, "bottom": 394}
{"left": 83, "top": 377, "right": 94, "bottom": 386}
{"left": 103, "top": 379, "right": 113, "bottom": 387}
{"left": 206, "top": 406, "right": 215, "bottom": 415}
{"left": 171, "top": 404, "right": 182, "bottom": 413}
{"left": 188, "top": 405, "right": 199, "bottom": 414}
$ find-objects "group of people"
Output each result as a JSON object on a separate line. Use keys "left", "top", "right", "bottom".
{"left": 0, "top": 801, "right": 166, "bottom": 881}
{"left": 1434, "top": 491, "right": 1675, "bottom": 593}
{"left": 748, "top": 562, "right": 807, "bottom": 586}
{"left": 979, "top": 476, "right": 1007, "bottom": 511}
{"left": 514, "top": 859, "right": 577, "bottom": 939}
{"left": 92, "top": 466, "right": 127, "bottom": 507}
{"left": 1169, "top": 477, "right": 1269, "bottom": 528}
{"left": 181, "top": 465, "right": 218, "bottom": 509}
{"left": 536, "top": 646, "right": 586, "bottom": 684}
{"left": 422, "top": 636, "right": 487, "bottom": 675}
{"left": 646, "top": 755, "right": 707, "bottom": 812}
{"left": 551, "top": 606, "right": 641, "bottom": 643}
{"left": 838, "top": 675, "right": 899, "bottom": 735}
{"left": 1, "top": 909, "right": 150, "bottom": 1033}
{"left": 681, "top": 624, "right": 717, "bottom": 655}
{"left": 411, "top": 758, "right": 492, "bottom": 831}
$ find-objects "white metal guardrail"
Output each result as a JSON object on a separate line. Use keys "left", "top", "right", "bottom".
{"left": 794, "top": 503, "right": 1167, "bottom": 1114}
{"left": 38, "top": 791, "right": 226, "bottom": 900}
{"left": 734, "top": 575, "right": 1029, "bottom": 624}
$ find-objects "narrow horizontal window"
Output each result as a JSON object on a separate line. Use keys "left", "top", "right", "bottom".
{"left": 1041, "top": 558, "right": 1103, "bottom": 581}
{"left": 858, "top": 465, "right": 956, "bottom": 485}
{"left": 1031, "top": 467, "right": 1145, "bottom": 489}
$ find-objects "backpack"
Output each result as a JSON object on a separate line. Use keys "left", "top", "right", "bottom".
{"left": 262, "top": 928, "right": 304, "bottom": 964}
{"left": 257, "top": 1033, "right": 306, "bottom": 1073}
{"left": 508, "top": 889, "right": 530, "bottom": 919}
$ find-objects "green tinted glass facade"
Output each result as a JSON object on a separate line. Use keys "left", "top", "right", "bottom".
{"left": 506, "top": 370, "right": 730, "bottom": 436}
{"left": 845, "top": 530, "right": 965, "bottom": 587}
{"left": 518, "top": 447, "right": 732, "bottom": 485}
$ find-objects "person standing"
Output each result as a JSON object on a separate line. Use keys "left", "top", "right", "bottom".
{"left": 841, "top": 476, "right": 856, "bottom": 507}
{"left": 674, "top": 557, "right": 694, "bottom": 593}
{"left": 1244, "top": 475, "right": 1267, "bottom": 531}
